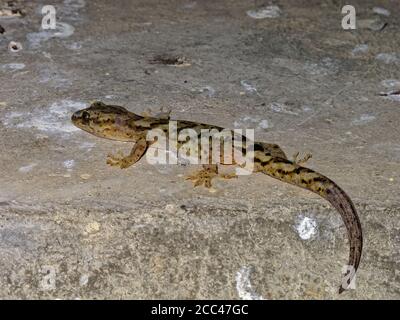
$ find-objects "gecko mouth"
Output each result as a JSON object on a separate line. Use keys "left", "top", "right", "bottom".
{"left": 71, "top": 112, "right": 79, "bottom": 123}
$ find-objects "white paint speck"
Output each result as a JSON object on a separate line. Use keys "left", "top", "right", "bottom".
{"left": 64, "top": 0, "right": 86, "bottom": 9}
{"left": 26, "top": 31, "right": 52, "bottom": 49}
{"left": 63, "top": 159, "right": 75, "bottom": 170}
{"left": 302, "top": 105, "right": 313, "bottom": 112}
{"left": 240, "top": 80, "right": 259, "bottom": 95}
{"left": 66, "top": 42, "right": 82, "bottom": 50}
{"left": 19, "top": 163, "right": 38, "bottom": 173}
{"left": 295, "top": 216, "right": 317, "bottom": 240}
{"left": 304, "top": 57, "right": 338, "bottom": 76}
{"left": 42, "top": 52, "right": 52, "bottom": 59}
{"left": 352, "top": 114, "right": 376, "bottom": 125}
{"left": 234, "top": 116, "right": 272, "bottom": 130}
{"left": 199, "top": 86, "right": 216, "bottom": 98}
{"left": 183, "top": 1, "right": 197, "bottom": 9}
{"left": 373, "top": 7, "right": 390, "bottom": 17}
{"left": 78, "top": 141, "right": 96, "bottom": 151}
{"left": 381, "top": 79, "right": 400, "bottom": 88}
{"left": 246, "top": 5, "right": 281, "bottom": 19}
{"left": 79, "top": 274, "right": 89, "bottom": 286}
{"left": 1, "top": 63, "right": 26, "bottom": 71}
{"left": 270, "top": 102, "right": 298, "bottom": 115}
{"left": 258, "top": 119, "right": 270, "bottom": 129}
{"left": 38, "top": 66, "right": 72, "bottom": 88}
{"left": 376, "top": 53, "right": 400, "bottom": 64}
{"left": 236, "top": 266, "right": 264, "bottom": 300}
{"left": 3, "top": 100, "right": 86, "bottom": 134}
{"left": 27, "top": 22, "right": 75, "bottom": 48}
{"left": 1, "top": 111, "right": 24, "bottom": 126}
{"left": 351, "top": 44, "right": 369, "bottom": 56}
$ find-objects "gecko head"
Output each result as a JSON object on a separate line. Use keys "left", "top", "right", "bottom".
{"left": 71, "top": 101, "right": 134, "bottom": 140}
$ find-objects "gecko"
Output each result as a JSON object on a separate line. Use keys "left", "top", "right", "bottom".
{"left": 71, "top": 101, "right": 363, "bottom": 294}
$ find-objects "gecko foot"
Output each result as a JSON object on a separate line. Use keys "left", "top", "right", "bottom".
{"left": 292, "top": 151, "right": 312, "bottom": 165}
{"left": 185, "top": 165, "right": 218, "bottom": 188}
{"left": 106, "top": 151, "right": 131, "bottom": 169}
{"left": 185, "top": 166, "right": 237, "bottom": 188}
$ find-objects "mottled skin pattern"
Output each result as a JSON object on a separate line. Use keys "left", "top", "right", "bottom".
{"left": 72, "top": 101, "right": 363, "bottom": 294}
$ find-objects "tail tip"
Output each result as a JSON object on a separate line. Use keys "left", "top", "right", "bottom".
{"left": 338, "top": 286, "right": 345, "bottom": 294}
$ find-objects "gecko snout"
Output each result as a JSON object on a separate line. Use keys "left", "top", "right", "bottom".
{"left": 71, "top": 111, "right": 79, "bottom": 122}
{"left": 71, "top": 110, "right": 91, "bottom": 124}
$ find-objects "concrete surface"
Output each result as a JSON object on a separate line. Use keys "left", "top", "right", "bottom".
{"left": 0, "top": 0, "right": 399, "bottom": 299}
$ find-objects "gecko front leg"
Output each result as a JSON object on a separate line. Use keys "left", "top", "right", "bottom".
{"left": 107, "top": 137, "right": 149, "bottom": 169}
{"left": 141, "top": 106, "right": 171, "bottom": 120}
{"left": 292, "top": 151, "right": 312, "bottom": 165}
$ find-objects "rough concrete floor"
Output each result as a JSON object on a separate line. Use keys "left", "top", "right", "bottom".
{"left": 0, "top": 0, "right": 399, "bottom": 299}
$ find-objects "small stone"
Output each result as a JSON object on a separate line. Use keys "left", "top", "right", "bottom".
{"left": 165, "top": 204, "right": 176, "bottom": 214}
{"left": 80, "top": 174, "right": 91, "bottom": 180}
{"left": 209, "top": 187, "right": 217, "bottom": 193}
{"left": 85, "top": 222, "right": 100, "bottom": 234}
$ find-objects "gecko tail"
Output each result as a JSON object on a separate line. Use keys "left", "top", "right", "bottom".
{"left": 324, "top": 182, "right": 363, "bottom": 294}
{"left": 260, "top": 157, "right": 363, "bottom": 294}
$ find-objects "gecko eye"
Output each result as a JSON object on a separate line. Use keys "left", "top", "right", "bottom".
{"left": 82, "top": 111, "right": 91, "bottom": 122}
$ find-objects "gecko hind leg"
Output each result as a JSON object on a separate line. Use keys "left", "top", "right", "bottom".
{"left": 292, "top": 151, "right": 312, "bottom": 165}
{"left": 106, "top": 150, "right": 125, "bottom": 167}
{"left": 186, "top": 165, "right": 218, "bottom": 188}
{"left": 106, "top": 138, "right": 149, "bottom": 169}
{"left": 186, "top": 165, "right": 237, "bottom": 188}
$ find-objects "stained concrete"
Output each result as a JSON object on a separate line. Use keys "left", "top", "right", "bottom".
{"left": 0, "top": 0, "right": 399, "bottom": 299}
